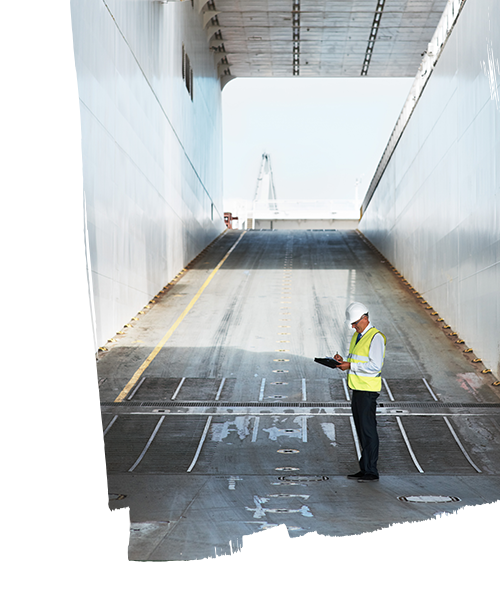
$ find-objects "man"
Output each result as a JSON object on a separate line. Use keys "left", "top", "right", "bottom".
{"left": 334, "top": 302, "right": 386, "bottom": 482}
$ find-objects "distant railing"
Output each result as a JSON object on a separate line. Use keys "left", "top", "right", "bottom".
{"left": 361, "top": 0, "right": 468, "bottom": 215}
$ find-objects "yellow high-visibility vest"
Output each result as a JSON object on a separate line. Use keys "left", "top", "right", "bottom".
{"left": 347, "top": 327, "right": 386, "bottom": 392}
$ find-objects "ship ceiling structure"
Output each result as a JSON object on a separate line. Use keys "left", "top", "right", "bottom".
{"left": 192, "top": 0, "right": 449, "bottom": 85}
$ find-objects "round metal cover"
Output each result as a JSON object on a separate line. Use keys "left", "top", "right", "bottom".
{"left": 398, "top": 495, "right": 461, "bottom": 503}
{"left": 273, "top": 370, "right": 289, "bottom": 373}
{"left": 70, "top": 494, "right": 126, "bottom": 502}
{"left": 268, "top": 395, "right": 288, "bottom": 399}
{"left": 259, "top": 548, "right": 300, "bottom": 552}
{"left": 277, "top": 449, "right": 299, "bottom": 454}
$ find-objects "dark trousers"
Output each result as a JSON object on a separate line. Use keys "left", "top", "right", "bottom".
{"left": 351, "top": 390, "right": 379, "bottom": 476}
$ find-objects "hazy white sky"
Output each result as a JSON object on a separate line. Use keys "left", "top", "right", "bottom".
{"left": 222, "top": 77, "right": 413, "bottom": 206}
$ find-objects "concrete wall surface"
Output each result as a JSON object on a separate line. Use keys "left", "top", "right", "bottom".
{"left": 71, "top": 0, "right": 224, "bottom": 349}
{"left": 360, "top": 0, "right": 500, "bottom": 378}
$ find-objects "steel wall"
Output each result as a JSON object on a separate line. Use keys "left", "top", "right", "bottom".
{"left": 360, "top": 0, "right": 500, "bottom": 377}
{"left": 71, "top": 0, "right": 224, "bottom": 349}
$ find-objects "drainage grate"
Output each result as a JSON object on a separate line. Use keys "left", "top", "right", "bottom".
{"left": 398, "top": 495, "right": 461, "bottom": 503}
{"left": 277, "top": 449, "right": 300, "bottom": 454}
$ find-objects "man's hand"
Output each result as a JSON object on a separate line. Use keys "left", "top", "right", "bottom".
{"left": 333, "top": 354, "right": 349, "bottom": 370}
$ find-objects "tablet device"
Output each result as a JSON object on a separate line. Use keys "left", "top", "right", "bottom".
{"left": 314, "top": 357, "right": 341, "bottom": 369}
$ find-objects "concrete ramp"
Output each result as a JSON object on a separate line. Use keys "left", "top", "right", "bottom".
{"left": 98, "top": 230, "right": 500, "bottom": 561}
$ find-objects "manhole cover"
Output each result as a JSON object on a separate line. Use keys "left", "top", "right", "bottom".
{"left": 273, "top": 370, "right": 289, "bottom": 373}
{"left": 271, "top": 382, "right": 288, "bottom": 385}
{"left": 277, "top": 449, "right": 299, "bottom": 454}
{"left": 398, "top": 495, "right": 461, "bottom": 503}
{"left": 259, "top": 548, "right": 300, "bottom": 552}
{"left": 70, "top": 494, "right": 126, "bottom": 502}
{"left": 268, "top": 395, "right": 288, "bottom": 399}
{"left": 274, "top": 359, "right": 290, "bottom": 362}
{"left": 275, "top": 466, "right": 300, "bottom": 471}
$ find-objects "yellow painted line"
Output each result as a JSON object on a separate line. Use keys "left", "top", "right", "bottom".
{"left": 114, "top": 231, "right": 246, "bottom": 403}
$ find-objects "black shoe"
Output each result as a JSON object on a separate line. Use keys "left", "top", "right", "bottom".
{"left": 347, "top": 471, "right": 365, "bottom": 479}
{"left": 357, "top": 474, "right": 379, "bottom": 482}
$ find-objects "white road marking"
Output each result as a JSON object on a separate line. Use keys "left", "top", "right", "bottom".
{"left": 128, "top": 376, "right": 146, "bottom": 400}
{"left": 70, "top": 415, "right": 118, "bottom": 472}
{"left": 263, "top": 426, "right": 302, "bottom": 441}
{"left": 171, "top": 377, "right": 186, "bottom": 400}
{"left": 246, "top": 495, "right": 313, "bottom": 519}
{"left": 215, "top": 377, "right": 226, "bottom": 401}
{"left": 211, "top": 417, "right": 253, "bottom": 441}
{"left": 396, "top": 416, "right": 424, "bottom": 473}
{"left": 120, "top": 409, "right": 497, "bottom": 418}
{"left": 382, "top": 378, "right": 395, "bottom": 402}
{"left": 128, "top": 416, "right": 165, "bottom": 472}
{"left": 228, "top": 476, "right": 242, "bottom": 490}
{"left": 187, "top": 416, "right": 213, "bottom": 472}
{"left": 301, "top": 416, "right": 307, "bottom": 442}
{"left": 252, "top": 416, "right": 260, "bottom": 442}
{"left": 342, "top": 379, "right": 351, "bottom": 402}
{"left": 349, "top": 416, "right": 362, "bottom": 460}
{"left": 258, "top": 378, "right": 266, "bottom": 402}
{"left": 422, "top": 378, "right": 439, "bottom": 401}
{"left": 302, "top": 378, "right": 307, "bottom": 402}
{"left": 443, "top": 416, "right": 482, "bottom": 472}
{"left": 321, "top": 422, "right": 337, "bottom": 446}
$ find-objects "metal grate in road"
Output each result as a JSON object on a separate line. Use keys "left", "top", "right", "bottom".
{"left": 100, "top": 401, "right": 500, "bottom": 409}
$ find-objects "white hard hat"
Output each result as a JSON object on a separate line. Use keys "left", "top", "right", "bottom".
{"left": 345, "top": 302, "right": 369, "bottom": 325}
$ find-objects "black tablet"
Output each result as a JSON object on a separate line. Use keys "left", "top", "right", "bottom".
{"left": 314, "top": 357, "right": 341, "bottom": 369}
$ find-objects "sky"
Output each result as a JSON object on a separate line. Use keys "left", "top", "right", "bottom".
{"left": 222, "top": 76, "right": 413, "bottom": 208}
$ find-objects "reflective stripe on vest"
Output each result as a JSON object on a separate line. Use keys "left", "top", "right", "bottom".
{"left": 347, "top": 327, "right": 386, "bottom": 392}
